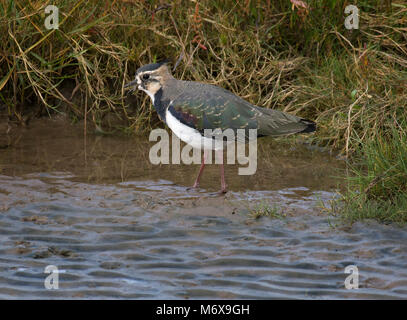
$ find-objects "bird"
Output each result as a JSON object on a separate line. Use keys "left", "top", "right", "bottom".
{"left": 125, "top": 61, "right": 316, "bottom": 193}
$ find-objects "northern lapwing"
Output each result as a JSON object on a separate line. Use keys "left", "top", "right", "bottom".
{"left": 125, "top": 61, "right": 316, "bottom": 193}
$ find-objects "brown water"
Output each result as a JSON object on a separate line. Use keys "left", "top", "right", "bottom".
{"left": 1, "top": 118, "right": 407, "bottom": 299}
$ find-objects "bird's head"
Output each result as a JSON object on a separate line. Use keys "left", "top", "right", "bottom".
{"left": 125, "top": 60, "right": 173, "bottom": 98}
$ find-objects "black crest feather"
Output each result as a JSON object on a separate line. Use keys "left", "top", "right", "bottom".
{"left": 135, "top": 59, "right": 170, "bottom": 74}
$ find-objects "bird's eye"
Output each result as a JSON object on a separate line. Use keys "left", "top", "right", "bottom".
{"left": 142, "top": 74, "right": 150, "bottom": 80}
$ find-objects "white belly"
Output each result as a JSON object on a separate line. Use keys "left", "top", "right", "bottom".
{"left": 165, "top": 108, "right": 225, "bottom": 151}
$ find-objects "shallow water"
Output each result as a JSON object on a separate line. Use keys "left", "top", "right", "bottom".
{"left": 1, "top": 118, "right": 407, "bottom": 299}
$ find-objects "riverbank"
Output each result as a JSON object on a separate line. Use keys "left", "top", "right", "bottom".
{"left": 2, "top": 0, "right": 406, "bottom": 222}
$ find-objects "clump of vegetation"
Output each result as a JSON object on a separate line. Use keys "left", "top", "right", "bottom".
{"left": 335, "top": 121, "right": 407, "bottom": 224}
{"left": 249, "top": 201, "right": 285, "bottom": 220}
{"left": 1, "top": 0, "right": 406, "bottom": 223}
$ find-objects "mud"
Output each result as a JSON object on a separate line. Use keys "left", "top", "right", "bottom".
{"left": 0, "top": 118, "right": 406, "bottom": 299}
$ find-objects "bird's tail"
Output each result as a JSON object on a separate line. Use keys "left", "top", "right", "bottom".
{"left": 254, "top": 107, "right": 317, "bottom": 137}
{"left": 299, "top": 119, "right": 316, "bottom": 133}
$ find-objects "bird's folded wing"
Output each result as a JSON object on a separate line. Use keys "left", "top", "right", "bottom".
{"left": 167, "top": 81, "right": 313, "bottom": 140}
{"left": 167, "top": 87, "right": 258, "bottom": 142}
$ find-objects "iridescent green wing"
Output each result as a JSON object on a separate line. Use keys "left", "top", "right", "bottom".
{"left": 168, "top": 81, "right": 314, "bottom": 138}
{"left": 168, "top": 84, "right": 258, "bottom": 139}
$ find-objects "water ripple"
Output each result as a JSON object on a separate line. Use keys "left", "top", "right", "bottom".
{"left": 1, "top": 173, "right": 407, "bottom": 299}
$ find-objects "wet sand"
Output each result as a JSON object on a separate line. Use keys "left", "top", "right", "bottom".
{"left": 1, "top": 118, "right": 407, "bottom": 299}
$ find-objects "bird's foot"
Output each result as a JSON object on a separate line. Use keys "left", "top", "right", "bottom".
{"left": 187, "top": 183, "right": 200, "bottom": 192}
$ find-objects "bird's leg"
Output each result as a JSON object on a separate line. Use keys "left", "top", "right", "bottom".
{"left": 192, "top": 150, "right": 207, "bottom": 188}
{"left": 217, "top": 150, "right": 227, "bottom": 193}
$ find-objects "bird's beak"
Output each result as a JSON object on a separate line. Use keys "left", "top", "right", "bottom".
{"left": 124, "top": 79, "right": 139, "bottom": 90}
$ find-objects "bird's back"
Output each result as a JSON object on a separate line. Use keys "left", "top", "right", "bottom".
{"left": 163, "top": 79, "right": 315, "bottom": 137}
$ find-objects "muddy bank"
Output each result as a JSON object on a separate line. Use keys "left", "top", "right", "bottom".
{"left": 1, "top": 118, "right": 407, "bottom": 299}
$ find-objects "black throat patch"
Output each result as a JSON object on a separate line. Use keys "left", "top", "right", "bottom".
{"left": 151, "top": 88, "right": 168, "bottom": 123}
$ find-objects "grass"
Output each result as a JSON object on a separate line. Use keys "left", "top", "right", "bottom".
{"left": 334, "top": 120, "right": 407, "bottom": 224}
{"left": 1, "top": 0, "right": 407, "bottom": 223}
{"left": 249, "top": 201, "right": 285, "bottom": 220}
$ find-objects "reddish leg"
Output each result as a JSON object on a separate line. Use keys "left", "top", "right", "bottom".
{"left": 217, "top": 150, "right": 227, "bottom": 193}
{"left": 193, "top": 150, "right": 208, "bottom": 188}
